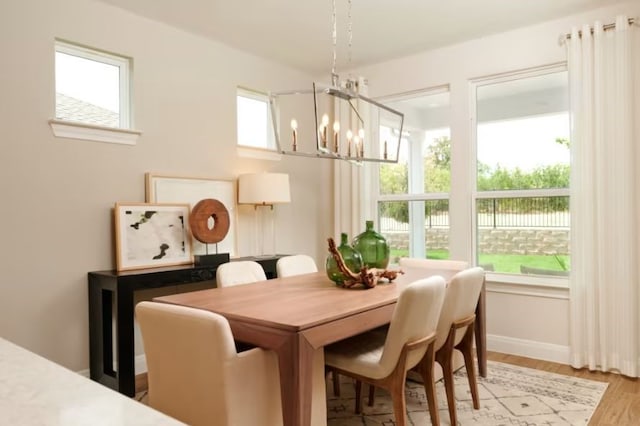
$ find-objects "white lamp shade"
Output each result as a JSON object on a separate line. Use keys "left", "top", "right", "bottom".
{"left": 238, "top": 173, "right": 291, "bottom": 205}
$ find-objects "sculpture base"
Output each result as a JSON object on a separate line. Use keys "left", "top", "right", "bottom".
{"left": 194, "top": 253, "right": 230, "bottom": 267}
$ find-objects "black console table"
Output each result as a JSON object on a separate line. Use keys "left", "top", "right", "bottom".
{"left": 88, "top": 255, "right": 285, "bottom": 396}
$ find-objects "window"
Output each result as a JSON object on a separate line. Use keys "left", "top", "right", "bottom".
{"left": 376, "top": 89, "right": 451, "bottom": 263}
{"left": 472, "top": 67, "right": 570, "bottom": 277}
{"left": 55, "top": 40, "right": 131, "bottom": 129}
{"left": 237, "top": 88, "right": 276, "bottom": 150}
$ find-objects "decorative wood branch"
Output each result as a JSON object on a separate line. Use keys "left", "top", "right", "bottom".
{"left": 327, "top": 237, "right": 404, "bottom": 288}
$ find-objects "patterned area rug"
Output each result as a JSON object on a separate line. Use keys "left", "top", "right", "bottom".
{"left": 327, "top": 360, "right": 608, "bottom": 426}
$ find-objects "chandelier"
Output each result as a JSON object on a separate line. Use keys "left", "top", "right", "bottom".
{"left": 269, "top": 0, "right": 404, "bottom": 164}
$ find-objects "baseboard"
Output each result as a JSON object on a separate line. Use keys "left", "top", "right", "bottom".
{"left": 488, "top": 334, "right": 570, "bottom": 364}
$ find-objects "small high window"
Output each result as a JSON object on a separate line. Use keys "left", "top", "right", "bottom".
{"left": 55, "top": 40, "right": 131, "bottom": 129}
{"left": 236, "top": 88, "right": 275, "bottom": 150}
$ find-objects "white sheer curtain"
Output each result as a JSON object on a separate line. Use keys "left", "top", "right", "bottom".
{"left": 567, "top": 16, "right": 640, "bottom": 377}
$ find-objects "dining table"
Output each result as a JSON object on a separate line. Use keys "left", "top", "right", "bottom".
{"left": 153, "top": 266, "right": 486, "bottom": 426}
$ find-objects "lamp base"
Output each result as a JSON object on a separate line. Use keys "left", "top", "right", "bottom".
{"left": 194, "top": 253, "right": 230, "bottom": 267}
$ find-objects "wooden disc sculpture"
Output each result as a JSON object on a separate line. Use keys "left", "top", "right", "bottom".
{"left": 189, "top": 199, "right": 230, "bottom": 244}
{"left": 327, "top": 237, "right": 403, "bottom": 288}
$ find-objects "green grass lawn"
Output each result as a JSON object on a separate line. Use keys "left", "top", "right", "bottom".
{"left": 390, "top": 249, "right": 570, "bottom": 274}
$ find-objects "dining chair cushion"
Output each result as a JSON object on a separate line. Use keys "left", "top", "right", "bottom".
{"left": 325, "top": 275, "right": 446, "bottom": 380}
{"left": 216, "top": 260, "right": 266, "bottom": 287}
{"left": 276, "top": 254, "right": 318, "bottom": 277}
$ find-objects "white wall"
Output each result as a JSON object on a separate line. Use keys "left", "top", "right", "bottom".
{"left": 0, "top": 0, "right": 333, "bottom": 371}
{"left": 354, "top": 1, "right": 640, "bottom": 363}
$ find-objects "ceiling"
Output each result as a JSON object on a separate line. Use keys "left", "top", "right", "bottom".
{"left": 98, "top": 0, "right": 623, "bottom": 75}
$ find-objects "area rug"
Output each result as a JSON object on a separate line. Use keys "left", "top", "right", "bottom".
{"left": 327, "top": 360, "right": 608, "bottom": 426}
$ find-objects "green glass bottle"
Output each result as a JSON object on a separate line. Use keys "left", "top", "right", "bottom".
{"left": 352, "top": 220, "right": 390, "bottom": 269}
{"left": 326, "top": 233, "right": 364, "bottom": 285}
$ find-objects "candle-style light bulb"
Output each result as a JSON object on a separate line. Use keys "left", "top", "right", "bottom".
{"left": 320, "top": 114, "right": 329, "bottom": 148}
{"left": 290, "top": 119, "right": 298, "bottom": 151}
{"left": 346, "top": 130, "right": 353, "bottom": 157}
{"left": 358, "top": 129, "right": 365, "bottom": 157}
{"left": 353, "top": 135, "right": 360, "bottom": 158}
{"left": 333, "top": 121, "right": 340, "bottom": 153}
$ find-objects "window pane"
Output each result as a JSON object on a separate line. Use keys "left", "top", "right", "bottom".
{"left": 423, "top": 129, "right": 451, "bottom": 193}
{"left": 378, "top": 131, "right": 408, "bottom": 195}
{"left": 379, "top": 199, "right": 450, "bottom": 264}
{"left": 236, "top": 89, "right": 275, "bottom": 150}
{"left": 476, "top": 71, "right": 569, "bottom": 191}
{"left": 55, "top": 50, "right": 122, "bottom": 128}
{"left": 476, "top": 196, "right": 570, "bottom": 275}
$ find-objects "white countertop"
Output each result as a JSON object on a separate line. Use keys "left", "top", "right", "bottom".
{"left": 0, "top": 338, "right": 185, "bottom": 425}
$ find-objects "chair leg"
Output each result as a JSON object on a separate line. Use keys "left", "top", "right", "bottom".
{"left": 389, "top": 377, "right": 408, "bottom": 426}
{"left": 367, "top": 384, "right": 375, "bottom": 406}
{"left": 332, "top": 369, "right": 341, "bottom": 397}
{"left": 416, "top": 343, "right": 440, "bottom": 426}
{"left": 437, "top": 342, "right": 457, "bottom": 426}
{"left": 457, "top": 325, "right": 480, "bottom": 409}
{"left": 354, "top": 380, "right": 363, "bottom": 414}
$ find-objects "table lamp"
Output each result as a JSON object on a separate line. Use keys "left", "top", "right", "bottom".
{"left": 238, "top": 173, "right": 291, "bottom": 256}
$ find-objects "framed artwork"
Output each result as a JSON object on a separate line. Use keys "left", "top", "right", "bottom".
{"left": 114, "top": 202, "right": 193, "bottom": 271}
{"left": 145, "top": 173, "right": 237, "bottom": 256}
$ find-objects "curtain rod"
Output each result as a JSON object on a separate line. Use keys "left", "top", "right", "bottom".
{"left": 563, "top": 17, "right": 635, "bottom": 40}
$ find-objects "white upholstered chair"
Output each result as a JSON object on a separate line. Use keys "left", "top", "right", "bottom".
{"left": 215, "top": 260, "right": 266, "bottom": 287}
{"left": 137, "top": 301, "right": 328, "bottom": 426}
{"left": 136, "top": 301, "right": 283, "bottom": 426}
{"left": 276, "top": 254, "right": 318, "bottom": 277}
{"left": 420, "top": 266, "right": 485, "bottom": 425}
{"left": 324, "top": 276, "right": 446, "bottom": 426}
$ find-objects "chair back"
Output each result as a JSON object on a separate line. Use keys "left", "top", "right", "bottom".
{"left": 276, "top": 254, "right": 318, "bottom": 277}
{"left": 379, "top": 275, "right": 446, "bottom": 375}
{"left": 136, "top": 302, "right": 238, "bottom": 425}
{"left": 216, "top": 261, "right": 266, "bottom": 287}
{"left": 435, "top": 267, "right": 485, "bottom": 350}
{"left": 399, "top": 257, "right": 469, "bottom": 271}
{"left": 137, "top": 301, "right": 285, "bottom": 426}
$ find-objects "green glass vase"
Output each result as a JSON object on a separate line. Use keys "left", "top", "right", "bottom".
{"left": 352, "top": 220, "right": 390, "bottom": 269}
{"left": 326, "top": 233, "right": 364, "bottom": 285}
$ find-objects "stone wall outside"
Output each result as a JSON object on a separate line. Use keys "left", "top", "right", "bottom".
{"left": 383, "top": 228, "right": 570, "bottom": 255}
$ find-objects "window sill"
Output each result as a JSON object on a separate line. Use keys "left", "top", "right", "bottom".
{"left": 49, "top": 119, "right": 141, "bottom": 145}
{"left": 237, "top": 145, "right": 282, "bottom": 161}
{"left": 485, "top": 272, "right": 569, "bottom": 299}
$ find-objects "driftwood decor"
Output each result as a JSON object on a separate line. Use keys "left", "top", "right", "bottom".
{"left": 327, "top": 237, "right": 403, "bottom": 288}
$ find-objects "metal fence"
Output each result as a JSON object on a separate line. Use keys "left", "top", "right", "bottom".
{"left": 379, "top": 196, "right": 570, "bottom": 232}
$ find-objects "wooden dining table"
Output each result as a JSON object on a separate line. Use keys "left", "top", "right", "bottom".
{"left": 153, "top": 267, "right": 486, "bottom": 426}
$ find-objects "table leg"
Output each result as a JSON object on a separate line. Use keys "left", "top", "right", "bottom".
{"left": 273, "top": 333, "right": 315, "bottom": 426}
{"left": 116, "top": 285, "right": 136, "bottom": 396}
{"left": 475, "top": 278, "right": 487, "bottom": 377}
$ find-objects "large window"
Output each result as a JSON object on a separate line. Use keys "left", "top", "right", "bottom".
{"left": 236, "top": 88, "right": 275, "bottom": 150}
{"left": 376, "top": 89, "right": 451, "bottom": 263}
{"left": 55, "top": 40, "right": 130, "bottom": 129}
{"left": 473, "top": 67, "right": 570, "bottom": 277}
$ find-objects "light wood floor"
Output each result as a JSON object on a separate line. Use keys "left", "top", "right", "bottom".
{"left": 487, "top": 351, "right": 640, "bottom": 425}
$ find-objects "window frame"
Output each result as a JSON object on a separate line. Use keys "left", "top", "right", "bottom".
{"left": 470, "top": 63, "right": 570, "bottom": 283}
{"left": 374, "top": 86, "right": 452, "bottom": 261}
{"left": 236, "top": 87, "right": 277, "bottom": 154}
{"left": 55, "top": 40, "right": 131, "bottom": 129}
{"left": 51, "top": 40, "right": 139, "bottom": 145}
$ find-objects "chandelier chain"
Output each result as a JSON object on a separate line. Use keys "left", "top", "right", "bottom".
{"left": 332, "top": 0, "right": 337, "bottom": 78}
{"left": 348, "top": 0, "right": 352, "bottom": 71}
